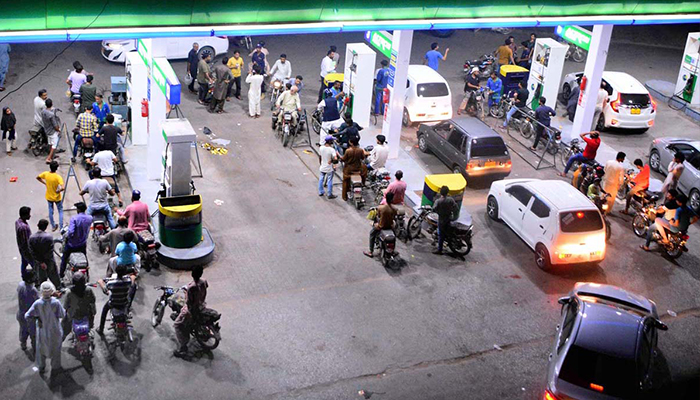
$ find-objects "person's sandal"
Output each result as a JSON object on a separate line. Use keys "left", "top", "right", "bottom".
{"left": 640, "top": 245, "right": 650, "bottom": 251}
{"left": 363, "top": 251, "right": 374, "bottom": 258}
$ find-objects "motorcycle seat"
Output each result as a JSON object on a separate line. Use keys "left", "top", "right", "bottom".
{"left": 137, "top": 230, "right": 155, "bottom": 243}
{"left": 450, "top": 221, "right": 472, "bottom": 232}
{"left": 92, "top": 214, "right": 108, "bottom": 224}
{"left": 111, "top": 307, "right": 129, "bottom": 322}
{"left": 427, "top": 212, "right": 440, "bottom": 225}
{"left": 68, "top": 252, "right": 89, "bottom": 268}
{"left": 81, "top": 137, "right": 95, "bottom": 148}
{"left": 350, "top": 174, "right": 363, "bottom": 184}
{"left": 379, "top": 229, "right": 396, "bottom": 242}
{"left": 198, "top": 307, "right": 221, "bottom": 323}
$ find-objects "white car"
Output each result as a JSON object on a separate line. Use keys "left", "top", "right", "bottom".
{"left": 562, "top": 71, "right": 657, "bottom": 131}
{"left": 486, "top": 179, "right": 606, "bottom": 270}
{"left": 403, "top": 65, "right": 453, "bottom": 126}
{"left": 101, "top": 37, "right": 230, "bottom": 63}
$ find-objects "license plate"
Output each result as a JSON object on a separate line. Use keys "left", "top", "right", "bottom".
{"left": 484, "top": 161, "right": 496, "bottom": 167}
{"left": 631, "top": 109, "right": 641, "bottom": 115}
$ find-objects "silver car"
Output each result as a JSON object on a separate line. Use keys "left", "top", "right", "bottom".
{"left": 648, "top": 138, "right": 700, "bottom": 212}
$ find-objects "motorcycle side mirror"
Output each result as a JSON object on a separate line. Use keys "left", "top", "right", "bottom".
{"left": 654, "top": 319, "right": 668, "bottom": 331}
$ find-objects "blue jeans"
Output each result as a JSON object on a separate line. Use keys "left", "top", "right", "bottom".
{"left": 47, "top": 200, "right": 64, "bottom": 229}
{"left": 563, "top": 153, "right": 590, "bottom": 175}
{"left": 374, "top": 87, "right": 385, "bottom": 115}
{"left": 437, "top": 224, "right": 448, "bottom": 252}
{"left": 504, "top": 106, "right": 518, "bottom": 126}
{"left": 87, "top": 203, "right": 116, "bottom": 229}
{"left": 319, "top": 171, "right": 334, "bottom": 196}
{"left": 73, "top": 135, "right": 99, "bottom": 157}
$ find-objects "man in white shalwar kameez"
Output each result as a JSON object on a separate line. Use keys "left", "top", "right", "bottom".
{"left": 25, "top": 281, "right": 65, "bottom": 374}
{"left": 246, "top": 66, "right": 264, "bottom": 118}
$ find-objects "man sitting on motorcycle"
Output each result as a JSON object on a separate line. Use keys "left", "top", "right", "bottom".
{"left": 587, "top": 177, "right": 608, "bottom": 212}
{"left": 287, "top": 75, "right": 303, "bottom": 92}
{"left": 503, "top": 81, "right": 529, "bottom": 128}
{"left": 115, "top": 190, "right": 151, "bottom": 234}
{"left": 72, "top": 107, "right": 99, "bottom": 159}
{"left": 96, "top": 264, "right": 133, "bottom": 336}
{"left": 365, "top": 134, "right": 389, "bottom": 172}
{"left": 173, "top": 265, "right": 208, "bottom": 358}
{"left": 458, "top": 67, "right": 480, "bottom": 115}
{"left": 622, "top": 158, "right": 650, "bottom": 215}
{"left": 337, "top": 116, "right": 361, "bottom": 155}
{"left": 560, "top": 131, "right": 601, "bottom": 177}
{"left": 275, "top": 85, "right": 301, "bottom": 129}
{"left": 641, "top": 193, "right": 698, "bottom": 251}
{"left": 363, "top": 192, "right": 397, "bottom": 258}
{"left": 61, "top": 272, "right": 96, "bottom": 341}
{"left": 317, "top": 89, "right": 344, "bottom": 145}
{"left": 382, "top": 170, "right": 407, "bottom": 206}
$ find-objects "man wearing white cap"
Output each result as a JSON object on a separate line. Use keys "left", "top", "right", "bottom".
{"left": 25, "top": 281, "right": 65, "bottom": 374}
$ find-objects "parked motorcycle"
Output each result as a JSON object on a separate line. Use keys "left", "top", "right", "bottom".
{"left": 71, "top": 93, "right": 82, "bottom": 115}
{"left": 368, "top": 207, "right": 401, "bottom": 269}
{"left": 367, "top": 166, "right": 391, "bottom": 203}
{"left": 151, "top": 286, "right": 222, "bottom": 350}
{"left": 592, "top": 193, "right": 612, "bottom": 242}
{"left": 394, "top": 206, "right": 410, "bottom": 242}
{"left": 616, "top": 169, "right": 638, "bottom": 200}
{"left": 557, "top": 38, "right": 587, "bottom": 63}
{"left": 53, "top": 226, "right": 90, "bottom": 286}
{"left": 465, "top": 87, "right": 486, "bottom": 120}
{"left": 407, "top": 205, "right": 473, "bottom": 256}
{"left": 28, "top": 128, "right": 51, "bottom": 157}
{"left": 463, "top": 54, "right": 496, "bottom": 80}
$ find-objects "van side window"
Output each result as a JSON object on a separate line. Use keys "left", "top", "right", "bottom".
{"left": 433, "top": 122, "right": 451, "bottom": 139}
{"left": 531, "top": 198, "right": 550, "bottom": 218}
{"left": 506, "top": 185, "right": 532, "bottom": 207}
{"left": 558, "top": 299, "right": 579, "bottom": 353}
{"left": 447, "top": 130, "right": 464, "bottom": 152}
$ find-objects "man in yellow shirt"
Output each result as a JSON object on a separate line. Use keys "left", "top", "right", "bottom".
{"left": 495, "top": 38, "right": 515, "bottom": 69}
{"left": 226, "top": 50, "right": 244, "bottom": 101}
{"left": 36, "top": 161, "right": 65, "bottom": 231}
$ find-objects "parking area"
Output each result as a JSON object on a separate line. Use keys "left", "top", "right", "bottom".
{"left": 0, "top": 25, "right": 699, "bottom": 399}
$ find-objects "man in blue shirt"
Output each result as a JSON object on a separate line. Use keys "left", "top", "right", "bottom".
{"left": 531, "top": 96, "right": 556, "bottom": 151}
{"left": 642, "top": 194, "right": 698, "bottom": 250}
{"left": 91, "top": 94, "right": 110, "bottom": 130}
{"left": 374, "top": 60, "right": 390, "bottom": 115}
{"left": 424, "top": 42, "right": 449, "bottom": 72}
{"left": 486, "top": 71, "right": 503, "bottom": 108}
{"left": 60, "top": 202, "right": 92, "bottom": 279}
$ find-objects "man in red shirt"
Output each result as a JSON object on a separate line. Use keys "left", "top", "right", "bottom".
{"left": 382, "top": 170, "right": 407, "bottom": 205}
{"left": 560, "top": 131, "right": 601, "bottom": 176}
{"left": 115, "top": 190, "right": 150, "bottom": 233}
{"left": 623, "top": 158, "right": 650, "bottom": 214}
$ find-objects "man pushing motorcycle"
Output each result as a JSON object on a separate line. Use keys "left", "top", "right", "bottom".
{"left": 173, "top": 265, "right": 208, "bottom": 358}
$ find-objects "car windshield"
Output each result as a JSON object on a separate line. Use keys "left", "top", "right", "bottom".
{"left": 560, "top": 211, "right": 603, "bottom": 233}
{"left": 620, "top": 93, "right": 650, "bottom": 107}
{"left": 470, "top": 137, "right": 508, "bottom": 157}
{"left": 559, "top": 345, "right": 639, "bottom": 398}
{"left": 417, "top": 82, "right": 449, "bottom": 98}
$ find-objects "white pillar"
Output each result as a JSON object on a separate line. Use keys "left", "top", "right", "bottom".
{"left": 381, "top": 30, "right": 413, "bottom": 159}
{"left": 146, "top": 40, "right": 168, "bottom": 181}
{"left": 571, "top": 25, "right": 613, "bottom": 135}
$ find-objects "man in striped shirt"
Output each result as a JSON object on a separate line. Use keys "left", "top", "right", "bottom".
{"left": 96, "top": 264, "right": 134, "bottom": 336}
{"left": 73, "top": 107, "right": 99, "bottom": 158}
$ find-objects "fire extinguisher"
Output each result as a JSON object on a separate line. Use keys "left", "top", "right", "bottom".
{"left": 141, "top": 98, "right": 149, "bottom": 117}
{"left": 382, "top": 87, "right": 390, "bottom": 105}
{"left": 577, "top": 76, "right": 587, "bottom": 106}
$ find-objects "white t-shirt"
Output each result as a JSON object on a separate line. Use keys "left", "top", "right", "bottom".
{"left": 319, "top": 145, "right": 336, "bottom": 173}
{"left": 369, "top": 144, "right": 390, "bottom": 169}
{"left": 270, "top": 60, "right": 292, "bottom": 81}
{"left": 595, "top": 88, "right": 608, "bottom": 109}
{"left": 34, "top": 96, "right": 46, "bottom": 125}
{"left": 93, "top": 150, "right": 116, "bottom": 176}
{"left": 82, "top": 178, "right": 112, "bottom": 208}
{"left": 320, "top": 56, "right": 335, "bottom": 78}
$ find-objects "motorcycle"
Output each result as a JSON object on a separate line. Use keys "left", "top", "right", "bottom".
{"left": 71, "top": 93, "right": 82, "bottom": 115}
{"left": 272, "top": 109, "right": 306, "bottom": 148}
{"left": 53, "top": 226, "right": 90, "bottom": 286}
{"left": 576, "top": 163, "right": 604, "bottom": 194}
{"left": 632, "top": 202, "right": 659, "bottom": 238}
{"left": 100, "top": 279, "right": 140, "bottom": 361}
{"left": 28, "top": 128, "right": 51, "bottom": 157}
{"left": 151, "top": 286, "right": 222, "bottom": 350}
{"left": 393, "top": 206, "right": 410, "bottom": 242}
{"left": 464, "top": 87, "right": 486, "bottom": 120}
{"left": 368, "top": 207, "right": 401, "bottom": 269}
{"left": 91, "top": 205, "right": 112, "bottom": 242}
{"left": 137, "top": 229, "right": 159, "bottom": 271}
{"left": 463, "top": 54, "right": 496, "bottom": 80}
{"left": 616, "top": 169, "right": 638, "bottom": 200}
{"left": 644, "top": 226, "right": 689, "bottom": 259}
{"left": 70, "top": 317, "right": 94, "bottom": 361}
{"left": 407, "top": 205, "right": 474, "bottom": 256}
{"left": 532, "top": 126, "right": 562, "bottom": 155}
{"left": 559, "top": 138, "right": 584, "bottom": 170}
{"left": 592, "top": 193, "right": 612, "bottom": 242}
{"left": 348, "top": 173, "right": 365, "bottom": 210}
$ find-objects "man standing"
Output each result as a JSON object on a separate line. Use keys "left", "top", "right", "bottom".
{"left": 531, "top": 97, "right": 555, "bottom": 151}
{"left": 36, "top": 161, "right": 65, "bottom": 231}
{"left": 196, "top": 53, "right": 214, "bottom": 105}
{"left": 250, "top": 44, "right": 267, "bottom": 95}
{"left": 318, "top": 50, "right": 336, "bottom": 102}
{"left": 80, "top": 167, "right": 116, "bottom": 229}
{"left": 0, "top": 43, "right": 10, "bottom": 91}
{"left": 560, "top": 131, "right": 601, "bottom": 176}
{"left": 432, "top": 186, "right": 457, "bottom": 255}
{"left": 366, "top": 134, "right": 389, "bottom": 172}
{"left": 458, "top": 68, "right": 481, "bottom": 115}
{"left": 363, "top": 192, "right": 397, "bottom": 258}
{"left": 495, "top": 39, "right": 515, "bottom": 69}
{"left": 246, "top": 66, "right": 264, "bottom": 118}
{"left": 486, "top": 71, "right": 503, "bottom": 108}
{"left": 79, "top": 75, "right": 97, "bottom": 113}
{"left": 173, "top": 265, "right": 208, "bottom": 358}
{"left": 424, "top": 42, "right": 449, "bottom": 72}
{"left": 341, "top": 137, "right": 366, "bottom": 201}
{"left": 41, "top": 99, "right": 61, "bottom": 164}
{"left": 318, "top": 135, "right": 339, "bottom": 199}
{"left": 226, "top": 50, "right": 244, "bottom": 100}
{"left": 337, "top": 116, "right": 361, "bottom": 155}
{"left": 564, "top": 83, "right": 580, "bottom": 122}
{"left": 115, "top": 190, "right": 151, "bottom": 233}
{"left": 317, "top": 89, "right": 344, "bottom": 144}
{"left": 66, "top": 62, "right": 87, "bottom": 96}
{"left": 374, "top": 60, "right": 390, "bottom": 115}
{"left": 186, "top": 43, "right": 199, "bottom": 93}
{"left": 661, "top": 152, "right": 685, "bottom": 196}
{"left": 275, "top": 85, "right": 301, "bottom": 128}
{"left": 210, "top": 57, "right": 233, "bottom": 114}
{"left": 97, "top": 114, "right": 126, "bottom": 163}
{"left": 25, "top": 281, "right": 65, "bottom": 375}
{"left": 269, "top": 54, "right": 292, "bottom": 83}
{"left": 92, "top": 94, "right": 110, "bottom": 129}
{"left": 87, "top": 149, "right": 123, "bottom": 206}
{"left": 29, "top": 219, "right": 60, "bottom": 287}
{"left": 17, "top": 267, "right": 39, "bottom": 352}
{"left": 30, "top": 89, "right": 48, "bottom": 139}
{"left": 503, "top": 81, "right": 529, "bottom": 128}
{"left": 623, "top": 159, "right": 650, "bottom": 215}
{"left": 592, "top": 83, "right": 609, "bottom": 130}
{"left": 59, "top": 202, "right": 92, "bottom": 279}
{"left": 73, "top": 107, "right": 99, "bottom": 159}
{"left": 602, "top": 152, "right": 626, "bottom": 213}
{"left": 383, "top": 170, "right": 407, "bottom": 205}
{"left": 16, "top": 206, "right": 33, "bottom": 275}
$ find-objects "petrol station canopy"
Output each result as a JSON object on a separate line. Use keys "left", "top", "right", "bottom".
{"left": 0, "top": 0, "right": 699, "bottom": 41}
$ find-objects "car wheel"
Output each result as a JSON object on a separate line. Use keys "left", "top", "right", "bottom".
{"left": 198, "top": 46, "right": 215, "bottom": 61}
{"left": 402, "top": 108, "right": 412, "bottom": 127}
{"left": 535, "top": 243, "right": 551, "bottom": 271}
{"left": 690, "top": 189, "right": 700, "bottom": 214}
{"left": 418, "top": 134, "right": 429, "bottom": 153}
{"left": 487, "top": 195, "right": 499, "bottom": 221}
{"left": 562, "top": 83, "right": 571, "bottom": 100}
{"left": 649, "top": 149, "right": 661, "bottom": 172}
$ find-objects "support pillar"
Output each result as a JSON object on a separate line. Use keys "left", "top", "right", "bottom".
{"left": 381, "top": 30, "right": 413, "bottom": 159}
{"left": 571, "top": 25, "right": 613, "bottom": 135}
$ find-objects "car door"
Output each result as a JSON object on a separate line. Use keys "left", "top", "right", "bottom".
{"left": 661, "top": 143, "right": 695, "bottom": 174}
{"left": 520, "top": 196, "right": 552, "bottom": 248}
{"left": 428, "top": 121, "right": 451, "bottom": 160}
{"left": 444, "top": 128, "right": 466, "bottom": 170}
{"left": 501, "top": 185, "right": 533, "bottom": 235}
{"left": 549, "top": 298, "right": 579, "bottom": 375}
{"left": 675, "top": 146, "right": 700, "bottom": 194}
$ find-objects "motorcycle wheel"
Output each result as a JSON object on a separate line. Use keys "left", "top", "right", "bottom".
{"left": 31, "top": 144, "right": 43, "bottom": 157}
{"left": 381, "top": 248, "right": 390, "bottom": 268}
{"left": 195, "top": 325, "right": 221, "bottom": 350}
{"left": 605, "top": 219, "right": 611, "bottom": 242}
{"left": 311, "top": 113, "right": 321, "bottom": 134}
{"left": 560, "top": 147, "right": 574, "bottom": 169}
{"left": 632, "top": 214, "right": 647, "bottom": 238}
{"left": 665, "top": 244, "right": 683, "bottom": 259}
{"left": 283, "top": 130, "right": 291, "bottom": 147}
{"left": 572, "top": 48, "right": 586, "bottom": 63}
{"left": 448, "top": 236, "right": 472, "bottom": 256}
{"left": 519, "top": 120, "right": 534, "bottom": 139}
{"left": 617, "top": 184, "right": 628, "bottom": 200}
{"left": 489, "top": 104, "right": 504, "bottom": 119}
{"left": 151, "top": 299, "right": 166, "bottom": 327}
{"left": 407, "top": 216, "right": 422, "bottom": 239}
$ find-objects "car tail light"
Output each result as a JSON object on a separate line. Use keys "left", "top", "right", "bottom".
{"left": 416, "top": 113, "right": 426, "bottom": 117}
{"left": 589, "top": 383, "right": 604, "bottom": 392}
{"left": 610, "top": 93, "right": 620, "bottom": 112}
{"left": 543, "top": 390, "right": 559, "bottom": 400}
{"left": 78, "top": 334, "right": 89, "bottom": 342}
{"left": 650, "top": 95, "right": 657, "bottom": 112}
{"left": 117, "top": 322, "right": 127, "bottom": 329}
{"left": 387, "top": 242, "right": 395, "bottom": 251}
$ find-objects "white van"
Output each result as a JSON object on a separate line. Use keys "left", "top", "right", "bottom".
{"left": 403, "top": 65, "right": 452, "bottom": 126}
{"left": 486, "top": 179, "right": 606, "bottom": 270}
{"left": 102, "top": 37, "right": 230, "bottom": 63}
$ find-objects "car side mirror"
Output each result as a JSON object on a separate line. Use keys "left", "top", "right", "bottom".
{"left": 654, "top": 319, "right": 668, "bottom": 331}
{"left": 557, "top": 296, "right": 570, "bottom": 305}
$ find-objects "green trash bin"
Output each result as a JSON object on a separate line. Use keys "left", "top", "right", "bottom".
{"left": 158, "top": 195, "right": 203, "bottom": 249}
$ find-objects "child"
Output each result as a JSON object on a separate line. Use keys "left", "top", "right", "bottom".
{"left": 2, "top": 106, "right": 17, "bottom": 155}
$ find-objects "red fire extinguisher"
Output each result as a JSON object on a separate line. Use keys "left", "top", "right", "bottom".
{"left": 382, "top": 88, "right": 390, "bottom": 105}
{"left": 141, "top": 98, "right": 149, "bottom": 117}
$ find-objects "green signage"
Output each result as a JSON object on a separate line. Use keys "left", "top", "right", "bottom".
{"left": 556, "top": 25, "right": 592, "bottom": 51}
{"left": 365, "top": 30, "right": 393, "bottom": 58}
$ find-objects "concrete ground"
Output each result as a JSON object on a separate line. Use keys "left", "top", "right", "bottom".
{"left": 0, "top": 24, "right": 699, "bottom": 400}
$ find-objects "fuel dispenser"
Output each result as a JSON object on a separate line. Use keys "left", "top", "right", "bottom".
{"left": 675, "top": 32, "right": 700, "bottom": 105}
{"left": 526, "top": 38, "right": 568, "bottom": 109}
{"left": 343, "top": 43, "right": 376, "bottom": 128}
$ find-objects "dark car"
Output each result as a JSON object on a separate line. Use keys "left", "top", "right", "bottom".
{"left": 417, "top": 117, "right": 511, "bottom": 180}
{"left": 545, "top": 283, "right": 668, "bottom": 400}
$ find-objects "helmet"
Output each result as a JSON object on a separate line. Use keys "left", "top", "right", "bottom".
{"left": 72, "top": 271, "right": 86, "bottom": 286}
{"left": 132, "top": 189, "right": 141, "bottom": 200}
